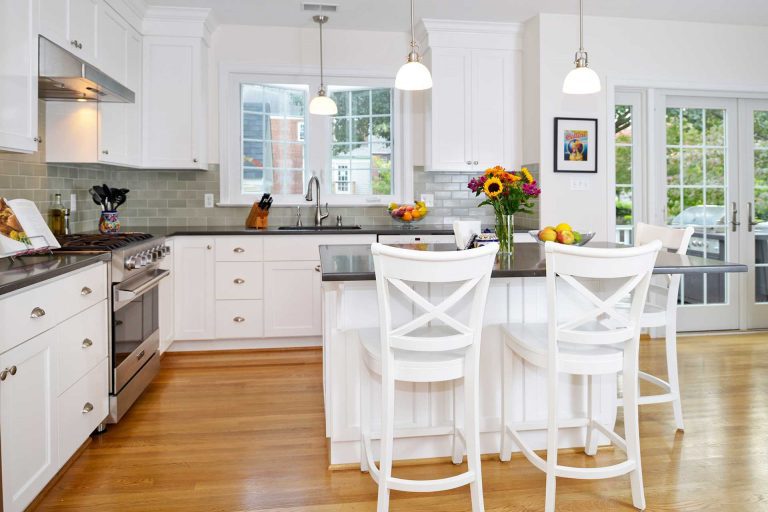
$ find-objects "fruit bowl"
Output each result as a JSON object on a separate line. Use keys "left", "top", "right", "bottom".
{"left": 388, "top": 202, "right": 428, "bottom": 227}
{"left": 529, "top": 229, "right": 595, "bottom": 247}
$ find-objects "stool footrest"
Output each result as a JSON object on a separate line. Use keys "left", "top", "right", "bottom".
{"left": 618, "top": 371, "right": 676, "bottom": 407}
{"left": 388, "top": 471, "right": 476, "bottom": 492}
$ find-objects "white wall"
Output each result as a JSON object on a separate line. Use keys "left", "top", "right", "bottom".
{"left": 207, "top": 24, "right": 409, "bottom": 161}
{"left": 533, "top": 14, "right": 768, "bottom": 239}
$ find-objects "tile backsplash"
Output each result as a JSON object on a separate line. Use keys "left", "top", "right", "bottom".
{"left": 0, "top": 149, "right": 539, "bottom": 232}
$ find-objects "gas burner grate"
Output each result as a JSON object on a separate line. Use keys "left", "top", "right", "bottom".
{"left": 56, "top": 232, "right": 154, "bottom": 251}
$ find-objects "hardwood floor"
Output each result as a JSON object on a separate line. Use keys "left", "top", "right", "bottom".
{"left": 34, "top": 334, "right": 768, "bottom": 511}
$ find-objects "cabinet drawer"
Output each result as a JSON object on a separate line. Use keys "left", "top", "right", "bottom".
{"left": 378, "top": 234, "right": 456, "bottom": 244}
{"left": 263, "top": 235, "right": 376, "bottom": 261}
{"left": 58, "top": 358, "right": 108, "bottom": 466}
{"left": 215, "top": 237, "right": 263, "bottom": 262}
{"left": 215, "top": 300, "right": 264, "bottom": 339}
{"left": 60, "top": 263, "right": 108, "bottom": 318}
{"left": 215, "top": 262, "right": 263, "bottom": 300}
{"left": 56, "top": 301, "right": 109, "bottom": 395}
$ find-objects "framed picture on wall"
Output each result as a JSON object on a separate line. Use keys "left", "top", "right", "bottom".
{"left": 554, "top": 117, "right": 598, "bottom": 173}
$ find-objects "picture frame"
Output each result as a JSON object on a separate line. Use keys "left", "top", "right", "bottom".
{"left": 553, "top": 117, "right": 598, "bottom": 173}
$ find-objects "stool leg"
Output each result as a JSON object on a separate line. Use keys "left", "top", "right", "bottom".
{"left": 377, "top": 372, "right": 395, "bottom": 512}
{"left": 451, "top": 379, "right": 464, "bottom": 465}
{"left": 545, "top": 363, "right": 558, "bottom": 512}
{"left": 464, "top": 350, "right": 484, "bottom": 512}
{"left": 623, "top": 345, "right": 646, "bottom": 510}
{"left": 360, "top": 363, "right": 370, "bottom": 473}
{"left": 499, "top": 342, "right": 513, "bottom": 462}
{"left": 665, "top": 323, "right": 685, "bottom": 431}
{"left": 584, "top": 375, "right": 599, "bottom": 456}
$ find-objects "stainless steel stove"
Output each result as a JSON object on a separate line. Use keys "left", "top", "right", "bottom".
{"left": 56, "top": 232, "right": 171, "bottom": 422}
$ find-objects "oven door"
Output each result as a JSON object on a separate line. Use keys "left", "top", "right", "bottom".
{"left": 112, "top": 268, "right": 169, "bottom": 393}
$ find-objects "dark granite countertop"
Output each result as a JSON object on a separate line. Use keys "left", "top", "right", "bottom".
{"left": 319, "top": 242, "right": 749, "bottom": 282}
{"left": 0, "top": 252, "right": 111, "bottom": 296}
{"left": 113, "top": 225, "right": 527, "bottom": 237}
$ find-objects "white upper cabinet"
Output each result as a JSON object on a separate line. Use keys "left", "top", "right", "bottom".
{"left": 0, "top": 0, "right": 39, "bottom": 153}
{"left": 97, "top": 2, "right": 128, "bottom": 83}
{"left": 422, "top": 20, "right": 521, "bottom": 173}
{"left": 142, "top": 35, "right": 208, "bottom": 170}
{"left": 39, "top": 0, "right": 99, "bottom": 63}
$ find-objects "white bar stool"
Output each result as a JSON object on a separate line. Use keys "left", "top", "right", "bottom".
{"left": 359, "top": 242, "right": 498, "bottom": 512}
{"left": 617, "top": 223, "right": 694, "bottom": 431}
{"left": 499, "top": 241, "right": 661, "bottom": 512}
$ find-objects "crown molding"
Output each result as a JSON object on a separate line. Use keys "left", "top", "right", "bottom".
{"left": 143, "top": 6, "right": 217, "bottom": 43}
{"left": 418, "top": 18, "right": 523, "bottom": 51}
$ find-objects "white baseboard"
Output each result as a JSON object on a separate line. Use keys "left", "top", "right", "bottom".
{"left": 166, "top": 336, "right": 322, "bottom": 352}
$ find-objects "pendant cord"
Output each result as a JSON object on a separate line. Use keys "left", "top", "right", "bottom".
{"left": 410, "top": 0, "right": 416, "bottom": 49}
{"left": 579, "top": 0, "right": 584, "bottom": 52}
{"left": 319, "top": 19, "right": 325, "bottom": 89}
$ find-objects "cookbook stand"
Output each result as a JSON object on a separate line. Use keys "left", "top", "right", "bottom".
{"left": 7, "top": 247, "right": 55, "bottom": 265}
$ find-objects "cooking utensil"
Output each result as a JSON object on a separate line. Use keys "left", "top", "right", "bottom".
{"left": 102, "top": 184, "right": 114, "bottom": 210}
{"left": 112, "top": 192, "right": 127, "bottom": 210}
{"left": 89, "top": 188, "right": 106, "bottom": 210}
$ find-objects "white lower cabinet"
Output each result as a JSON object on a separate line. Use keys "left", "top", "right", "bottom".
{"left": 215, "top": 300, "right": 264, "bottom": 339}
{"left": 263, "top": 261, "right": 322, "bottom": 337}
{"left": 173, "top": 237, "right": 215, "bottom": 340}
{"left": 0, "top": 329, "right": 58, "bottom": 512}
{"left": 0, "top": 261, "right": 109, "bottom": 512}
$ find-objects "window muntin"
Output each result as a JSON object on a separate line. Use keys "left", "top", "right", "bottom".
{"left": 615, "top": 104, "right": 634, "bottom": 244}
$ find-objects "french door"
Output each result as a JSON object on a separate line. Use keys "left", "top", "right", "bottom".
{"left": 653, "top": 95, "right": 768, "bottom": 331}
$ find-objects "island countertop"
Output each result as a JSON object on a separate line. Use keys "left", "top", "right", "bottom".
{"left": 319, "top": 242, "right": 749, "bottom": 281}
{"left": 0, "top": 252, "right": 111, "bottom": 296}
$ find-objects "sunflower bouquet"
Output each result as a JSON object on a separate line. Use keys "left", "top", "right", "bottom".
{"left": 467, "top": 166, "right": 541, "bottom": 252}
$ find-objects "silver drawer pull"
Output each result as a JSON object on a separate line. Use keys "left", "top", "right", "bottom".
{"left": 233, "top": 316, "right": 245, "bottom": 323}
{"left": 233, "top": 278, "right": 245, "bottom": 284}
{"left": 9, "top": 365, "right": 17, "bottom": 376}
{"left": 81, "top": 286, "right": 93, "bottom": 296}
{"left": 0, "top": 369, "right": 8, "bottom": 381}
{"left": 315, "top": 265, "right": 321, "bottom": 272}
{"left": 82, "top": 402, "right": 94, "bottom": 414}
{"left": 137, "top": 350, "right": 145, "bottom": 361}
{"left": 82, "top": 338, "right": 93, "bottom": 349}
{"left": 30, "top": 307, "right": 46, "bottom": 319}
{"left": 233, "top": 247, "right": 245, "bottom": 253}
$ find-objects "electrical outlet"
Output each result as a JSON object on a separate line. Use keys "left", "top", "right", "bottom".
{"left": 569, "top": 178, "right": 590, "bottom": 191}
{"left": 420, "top": 193, "right": 434, "bottom": 207}
{"left": 204, "top": 193, "right": 214, "bottom": 208}
{"left": 70, "top": 193, "right": 77, "bottom": 211}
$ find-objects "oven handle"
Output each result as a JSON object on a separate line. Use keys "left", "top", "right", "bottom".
{"left": 115, "top": 269, "right": 170, "bottom": 303}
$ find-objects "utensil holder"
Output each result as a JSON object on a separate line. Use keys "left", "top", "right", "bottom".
{"left": 246, "top": 204, "right": 269, "bottom": 229}
{"left": 99, "top": 211, "right": 120, "bottom": 233}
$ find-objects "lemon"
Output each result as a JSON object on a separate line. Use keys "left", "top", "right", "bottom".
{"left": 388, "top": 202, "right": 399, "bottom": 211}
{"left": 555, "top": 223, "right": 572, "bottom": 233}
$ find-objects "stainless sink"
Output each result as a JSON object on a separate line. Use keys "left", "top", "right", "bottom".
{"left": 277, "top": 225, "right": 363, "bottom": 231}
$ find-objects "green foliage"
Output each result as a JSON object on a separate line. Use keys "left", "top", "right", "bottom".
{"left": 372, "top": 156, "right": 392, "bottom": 195}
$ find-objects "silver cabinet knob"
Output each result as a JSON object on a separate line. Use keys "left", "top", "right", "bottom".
{"left": 81, "top": 286, "right": 93, "bottom": 296}
{"left": 82, "top": 402, "right": 94, "bottom": 414}
{"left": 206, "top": 245, "right": 212, "bottom": 250}
{"left": 102, "top": 149, "right": 109, "bottom": 155}
{"left": 233, "top": 247, "right": 245, "bottom": 253}
{"left": 315, "top": 265, "right": 321, "bottom": 272}
{"left": 473, "top": 161, "right": 478, "bottom": 165}
{"left": 233, "top": 278, "right": 245, "bottom": 284}
{"left": 233, "top": 316, "right": 245, "bottom": 323}
{"left": 466, "top": 161, "right": 472, "bottom": 165}
{"left": 34, "top": 136, "right": 42, "bottom": 143}
{"left": 8, "top": 365, "right": 16, "bottom": 376}
{"left": 82, "top": 338, "right": 93, "bottom": 349}
{"left": 0, "top": 369, "right": 8, "bottom": 381}
{"left": 193, "top": 158, "right": 199, "bottom": 163}
{"left": 30, "top": 307, "right": 46, "bottom": 319}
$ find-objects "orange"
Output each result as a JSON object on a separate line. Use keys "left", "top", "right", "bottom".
{"left": 403, "top": 212, "right": 413, "bottom": 221}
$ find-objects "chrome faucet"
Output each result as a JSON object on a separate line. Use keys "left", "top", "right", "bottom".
{"left": 305, "top": 175, "right": 329, "bottom": 226}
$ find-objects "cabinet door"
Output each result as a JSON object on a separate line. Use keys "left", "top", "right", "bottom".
{"left": 158, "top": 239, "right": 174, "bottom": 352}
{"left": 0, "top": 0, "right": 38, "bottom": 153}
{"left": 471, "top": 49, "right": 514, "bottom": 171}
{"left": 173, "top": 237, "right": 215, "bottom": 340}
{"left": 39, "top": 0, "right": 69, "bottom": 49}
{"left": 143, "top": 36, "right": 207, "bottom": 169}
{"left": 427, "top": 48, "right": 472, "bottom": 172}
{"left": 69, "top": 0, "right": 98, "bottom": 62}
{"left": 0, "top": 329, "right": 58, "bottom": 512}
{"left": 96, "top": 3, "right": 127, "bottom": 84}
{"left": 263, "top": 261, "right": 322, "bottom": 337}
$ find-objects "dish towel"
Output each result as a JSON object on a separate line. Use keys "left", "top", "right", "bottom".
{"left": 453, "top": 220, "right": 481, "bottom": 250}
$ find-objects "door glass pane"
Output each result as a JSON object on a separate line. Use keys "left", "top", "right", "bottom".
{"left": 666, "top": 107, "right": 728, "bottom": 306}
{"left": 615, "top": 104, "right": 634, "bottom": 244}
{"left": 754, "top": 111, "right": 768, "bottom": 302}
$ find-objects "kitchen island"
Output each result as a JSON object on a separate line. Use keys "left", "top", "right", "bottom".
{"left": 319, "top": 242, "right": 747, "bottom": 465}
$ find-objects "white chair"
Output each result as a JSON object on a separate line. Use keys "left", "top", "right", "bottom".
{"left": 617, "top": 223, "right": 694, "bottom": 431}
{"left": 359, "top": 242, "right": 498, "bottom": 512}
{"left": 499, "top": 240, "right": 662, "bottom": 512}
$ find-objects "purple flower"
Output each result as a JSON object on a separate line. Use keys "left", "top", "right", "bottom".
{"left": 522, "top": 181, "right": 541, "bottom": 197}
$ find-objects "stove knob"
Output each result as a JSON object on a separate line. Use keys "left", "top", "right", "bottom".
{"left": 125, "top": 256, "right": 137, "bottom": 270}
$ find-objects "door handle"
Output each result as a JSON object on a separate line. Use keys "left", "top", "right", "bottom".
{"left": 82, "top": 402, "right": 94, "bottom": 414}
{"left": 748, "top": 202, "right": 760, "bottom": 232}
{"left": 82, "top": 338, "right": 93, "bottom": 349}
{"left": 233, "top": 278, "right": 245, "bottom": 284}
{"left": 233, "top": 247, "right": 245, "bottom": 253}
{"left": 731, "top": 202, "right": 741, "bottom": 232}
{"left": 81, "top": 286, "right": 93, "bottom": 296}
{"left": 30, "top": 307, "right": 46, "bottom": 319}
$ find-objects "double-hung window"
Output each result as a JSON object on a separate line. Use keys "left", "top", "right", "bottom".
{"left": 222, "top": 71, "right": 404, "bottom": 206}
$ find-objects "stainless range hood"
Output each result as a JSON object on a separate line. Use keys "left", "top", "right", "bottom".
{"left": 38, "top": 36, "right": 135, "bottom": 103}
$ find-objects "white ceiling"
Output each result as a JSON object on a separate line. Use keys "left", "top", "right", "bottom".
{"left": 143, "top": 0, "right": 768, "bottom": 30}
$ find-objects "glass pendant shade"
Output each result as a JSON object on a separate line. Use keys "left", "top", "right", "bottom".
{"left": 562, "top": 65, "right": 601, "bottom": 94}
{"left": 309, "top": 92, "right": 338, "bottom": 115}
{"left": 395, "top": 60, "right": 433, "bottom": 91}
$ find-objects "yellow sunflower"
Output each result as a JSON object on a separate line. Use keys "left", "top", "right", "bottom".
{"left": 521, "top": 167, "right": 534, "bottom": 184}
{"left": 483, "top": 176, "right": 503, "bottom": 198}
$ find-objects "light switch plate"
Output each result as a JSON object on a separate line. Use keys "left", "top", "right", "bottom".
{"left": 70, "top": 193, "right": 77, "bottom": 211}
{"left": 204, "top": 193, "right": 214, "bottom": 208}
{"left": 569, "top": 178, "right": 590, "bottom": 191}
{"left": 420, "top": 193, "right": 434, "bottom": 207}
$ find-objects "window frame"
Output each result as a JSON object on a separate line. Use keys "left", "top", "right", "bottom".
{"left": 220, "top": 67, "right": 409, "bottom": 206}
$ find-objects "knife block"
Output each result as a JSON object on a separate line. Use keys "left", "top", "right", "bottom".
{"left": 246, "top": 203, "right": 269, "bottom": 229}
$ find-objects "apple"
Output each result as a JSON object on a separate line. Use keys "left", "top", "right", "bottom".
{"left": 539, "top": 228, "right": 557, "bottom": 242}
{"left": 557, "top": 230, "right": 575, "bottom": 245}
{"left": 555, "top": 223, "right": 572, "bottom": 233}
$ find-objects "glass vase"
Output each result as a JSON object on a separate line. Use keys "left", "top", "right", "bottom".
{"left": 495, "top": 213, "right": 514, "bottom": 254}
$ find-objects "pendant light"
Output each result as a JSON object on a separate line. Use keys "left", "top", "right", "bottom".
{"left": 395, "top": 0, "right": 432, "bottom": 91}
{"left": 309, "top": 15, "right": 337, "bottom": 115}
{"left": 562, "top": 0, "right": 601, "bottom": 95}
